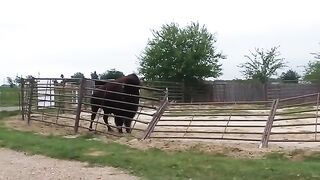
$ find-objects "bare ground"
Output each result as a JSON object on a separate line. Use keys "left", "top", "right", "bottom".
{"left": 0, "top": 148, "right": 138, "bottom": 180}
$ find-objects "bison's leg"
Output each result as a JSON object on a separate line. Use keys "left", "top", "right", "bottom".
{"left": 114, "top": 116, "right": 124, "bottom": 133}
{"left": 102, "top": 109, "right": 113, "bottom": 132}
{"left": 124, "top": 112, "right": 135, "bottom": 133}
{"left": 89, "top": 105, "right": 99, "bottom": 130}
{"left": 124, "top": 119, "right": 132, "bottom": 133}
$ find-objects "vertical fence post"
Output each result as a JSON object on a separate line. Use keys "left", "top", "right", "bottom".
{"left": 222, "top": 101, "right": 236, "bottom": 139}
{"left": 27, "top": 78, "right": 35, "bottom": 125}
{"left": 259, "top": 99, "right": 279, "bottom": 148}
{"left": 315, "top": 93, "right": 320, "bottom": 141}
{"left": 264, "top": 83, "right": 268, "bottom": 101}
{"left": 74, "top": 78, "right": 86, "bottom": 133}
{"left": 181, "top": 82, "right": 185, "bottom": 103}
{"left": 141, "top": 89, "right": 169, "bottom": 140}
{"left": 20, "top": 78, "right": 25, "bottom": 121}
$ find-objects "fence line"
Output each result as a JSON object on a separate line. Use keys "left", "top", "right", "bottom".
{"left": 147, "top": 93, "right": 320, "bottom": 148}
{"left": 21, "top": 77, "right": 168, "bottom": 139}
{"left": 20, "top": 77, "right": 320, "bottom": 148}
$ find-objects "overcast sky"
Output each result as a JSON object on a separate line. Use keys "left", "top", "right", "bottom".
{"left": 1, "top": 0, "right": 320, "bottom": 84}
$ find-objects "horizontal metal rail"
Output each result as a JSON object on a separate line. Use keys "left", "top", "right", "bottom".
{"left": 156, "top": 124, "right": 266, "bottom": 128}
{"left": 36, "top": 86, "right": 80, "bottom": 90}
{"left": 269, "top": 139, "right": 320, "bottom": 142}
{"left": 80, "top": 109, "right": 150, "bottom": 125}
{"left": 87, "top": 95, "right": 157, "bottom": 110}
{"left": 35, "top": 106, "right": 76, "bottom": 112}
{"left": 149, "top": 136, "right": 261, "bottom": 141}
{"left": 31, "top": 117, "right": 75, "bottom": 128}
{"left": 272, "top": 123, "right": 318, "bottom": 128}
{"left": 82, "top": 102, "right": 154, "bottom": 117}
{"left": 79, "top": 118, "right": 146, "bottom": 132}
{"left": 32, "top": 111, "right": 76, "bottom": 121}
{"left": 88, "top": 79, "right": 165, "bottom": 92}
{"left": 159, "top": 119, "right": 267, "bottom": 122}
{"left": 33, "top": 77, "right": 81, "bottom": 81}
{"left": 37, "top": 93, "right": 78, "bottom": 98}
{"left": 86, "top": 88, "right": 161, "bottom": 102}
{"left": 274, "top": 115, "right": 318, "bottom": 121}
{"left": 276, "top": 109, "right": 317, "bottom": 115}
{"left": 30, "top": 77, "right": 166, "bottom": 92}
{"left": 278, "top": 101, "right": 317, "bottom": 109}
{"left": 163, "top": 113, "right": 269, "bottom": 117}
{"left": 32, "top": 99, "right": 78, "bottom": 106}
{"left": 166, "top": 107, "right": 269, "bottom": 111}
{"left": 172, "top": 101, "right": 272, "bottom": 106}
{"left": 153, "top": 130, "right": 263, "bottom": 134}
{"left": 270, "top": 131, "right": 317, "bottom": 134}
{"left": 279, "top": 93, "right": 319, "bottom": 102}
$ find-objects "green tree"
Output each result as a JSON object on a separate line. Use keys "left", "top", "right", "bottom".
{"left": 280, "top": 70, "right": 300, "bottom": 83}
{"left": 138, "top": 22, "right": 225, "bottom": 83}
{"left": 99, "top": 69, "right": 124, "bottom": 80}
{"left": 14, "top": 76, "right": 22, "bottom": 86}
{"left": 239, "top": 46, "right": 286, "bottom": 83}
{"left": 71, "top": 72, "right": 85, "bottom": 79}
{"left": 311, "top": 50, "right": 320, "bottom": 60}
{"left": 304, "top": 48, "right": 320, "bottom": 82}
{"left": 6, "top": 77, "right": 15, "bottom": 88}
{"left": 304, "top": 61, "right": 320, "bottom": 82}
{"left": 90, "top": 71, "right": 99, "bottom": 79}
{"left": 70, "top": 72, "right": 85, "bottom": 84}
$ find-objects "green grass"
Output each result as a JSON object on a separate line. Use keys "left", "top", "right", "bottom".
{"left": 0, "top": 110, "right": 20, "bottom": 119}
{"left": 1, "top": 112, "right": 320, "bottom": 180}
{"left": 0, "top": 87, "right": 20, "bottom": 106}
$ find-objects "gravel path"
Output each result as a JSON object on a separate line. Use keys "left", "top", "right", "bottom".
{"left": 0, "top": 148, "right": 138, "bottom": 180}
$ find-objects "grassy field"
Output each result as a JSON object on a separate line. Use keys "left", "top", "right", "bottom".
{"left": 1, "top": 111, "right": 320, "bottom": 180}
{"left": 0, "top": 87, "right": 20, "bottom": 107}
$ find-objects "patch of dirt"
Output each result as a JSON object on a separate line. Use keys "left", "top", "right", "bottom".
{"left": 115, "top": 138, "right": 273, "bottom": 159}
{"left": 0, "top": 148, "right": 138, "bottom": 180}
{"left": 4, "top": 116, "right": 75, "bottom": 136}
{"left": 289, "top": 149, "right": 318, "bottom": 161}
{"left": 85, "top": 148, "right": 108, "bottom": 157}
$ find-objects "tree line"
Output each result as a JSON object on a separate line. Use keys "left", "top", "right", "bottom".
{"left": 139, "top": 22, "right": 320, "bottom": 85}
{"left": 6, "top": 69, "right": 125, "bottom": 87}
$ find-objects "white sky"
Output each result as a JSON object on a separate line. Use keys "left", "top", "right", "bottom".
{"left": 1, "top": 0, "right": 320, "bottom": 84}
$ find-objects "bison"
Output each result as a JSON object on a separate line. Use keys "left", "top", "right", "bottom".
{"left": 89, "top": 73, "right": 141, "bottom": 133}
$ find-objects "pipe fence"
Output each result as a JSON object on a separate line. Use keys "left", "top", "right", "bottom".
{"left": 268, "top": 93, "right": 320, "bottom": 145}
{"left": 147, "top": 93, "right": 320, "bottom": 148}
{"left": 20, "top": 77, "right": 320, "bottom": 148}
{"left": 149, "top": 101, "right": 272, "bottom": 142}
{"left": 21, "top": 77, "right": 168, "bottom": 139}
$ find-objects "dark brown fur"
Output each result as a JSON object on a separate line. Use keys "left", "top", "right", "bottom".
{"left": 89, "top": 74, "right": 140, "bottom": 133}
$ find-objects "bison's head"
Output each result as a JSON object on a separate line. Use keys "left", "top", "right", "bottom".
{"left": 123, "top": 73, "right": 141, "bottom": 95}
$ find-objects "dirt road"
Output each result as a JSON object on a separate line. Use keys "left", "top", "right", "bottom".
{"left": 0, "top": 148, "right": 138, "bottom": 180}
